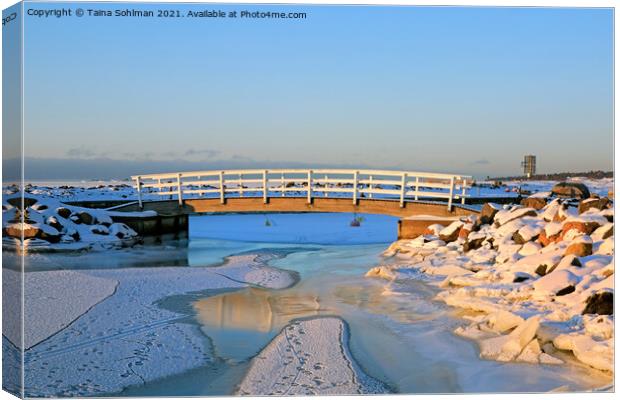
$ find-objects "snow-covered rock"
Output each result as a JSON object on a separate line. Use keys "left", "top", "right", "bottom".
{"left": 3, "top": 194, "right": 143, "bottom": 252}
{"left": 479, "top": 316, "right": 540, "bottom": 362}
{"left": 368, "top": 196, "right": 614, "bottom": 374}
{"left": 438, "top": 221, "right": 464, "bottom": 243}
{"left": 554, "top": 333, "right": 613, "bottom": 372}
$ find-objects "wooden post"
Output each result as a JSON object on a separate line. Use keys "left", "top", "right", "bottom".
{"left": 263, "top": 170, "right": 268, "bottom": 204}
{"left": 135, "top": 176, "right": 143, "bottom": 209}
{"left": 414, "top": 176, "right": 419, "bottom": 201}
{"left": 281, "top": 173, "right": 285, "bottom": 197}
{"left": 448, "top": 176, "right": 454, "bottom": 211}
{"left": 399, "top": 173, "right": 407, "bottom": 207}
{"left": 177, "top": 173, "right": 183, "bottom": 206}
{"left": 352, "top": 171, "right": 358, "bottom": 205}
{"left": 307, "top": 170, "right": 312, "bottom": 204}
{"left": 324, "top": 175, "right": 328, "bottom": 197}
{"left": 196, "top": 176, "right": 202, "bottom": 197}
{"left": 219, "top": 171, "right": 225, "bottom": 204}
{"left": 461, "top": 178, "right": 467, "bottom": 205}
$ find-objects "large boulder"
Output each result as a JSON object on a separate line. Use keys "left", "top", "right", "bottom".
{"left": 6, "top": 196, "right": 38, "bottom": 209}
{"left": 3, "top": 223, "right": 61, "bottom": 243}
{"left": 556, "top": 285, "right": 576, "bottom": 296}
{"left": 564, "top": 236, "right": 593, "bottom": 257}
{"left": 36, "top": 225, "right": 62, "bottom": 243}
{"left": 533, "top": 256, "right": 562, "bottom": 276}
{"left": 56, "top": 207, "right": 72, "bottom": 219}
{"left": 479, "top": 203, "right": 501, "bottom": 225}
{"left": 478, "top": 316, "right": 541, "bottom": 362}
{"left": 423, "top": 224, "right": 444, "bottom": 236}
{"left": 582, "top": 292, "right": 613, "bottom": 315}
{"left": 533, "top": 270, "right": 580, "bottom": 296}
{"left": 592, "top": 224, "right": 614, "bottom": 241}
{"left": 3, "top": 223, "right": 39, "bottom": 239}
{"left": 463, "top": 236, "right": 485, "bottom": 252}
{"left": 552, "top": 255, "right": 582, "bottom": 273}
{"left": 46, "top": 216, "right": 64, "bottom": 232}
{"left": 551, "top": 182, "right": 590, "bottom": 199}
{"left": 74, "top": 211, "right": 95, "bottom": 225}
{"left": 494, "top": 207, "right": 537, "bottom": 227}
{"left": 90, "top": 225, "right": 109, "bottom": 235}
{"left": 458, "top": 223, "right": 473, "bottom": 239}
{"left": 561, "top": 216, "right": 605, "bottom": 239}
{"left": 578, "top": 197, "right": 610, "bottom": 214}
{"left": 552, "top": 204, "right": 579, "bottom": 222}
{"left": 538, "top": 227, "right": 562, "bottom": 247}
{"left": 512, "top": 224, "right": 543, "bottom": 244}
{"left": 438, "top": 221, "right": 464, "bottom": 243}
{"left": 520, "top": 196, "right": 547, "bottom": 210}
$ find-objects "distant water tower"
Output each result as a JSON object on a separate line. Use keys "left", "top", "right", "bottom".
{"left": 521, "top": 155, "right": 536, "bottom": 178}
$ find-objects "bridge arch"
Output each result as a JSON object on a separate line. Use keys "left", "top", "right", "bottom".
{"left": 129, "top": 168, "right": 473, "bottom": 215}
{"left": 111, "top": 169, "right": 478, "bottom": 239}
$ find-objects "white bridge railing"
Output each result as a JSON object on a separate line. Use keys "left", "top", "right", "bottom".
{"left": 131, "top": 169, "right": 472, "bottom": 210}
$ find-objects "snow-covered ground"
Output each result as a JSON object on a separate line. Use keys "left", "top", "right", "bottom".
{"left": 8, "top": 181, "right": 143, "bottom": 202}
{"left": 3, "top": 253, "right": 297, "bottom": 397}
{"left": 237, "top": 317, "right": 388, "bottom": 395}
{"left": 474, "top": 177, "right": 613, "bottom": 198}
{"left": 367, "top": 194, "right": 614, "bottom": 380}
{"left": 3, "top": 269, "right": 118, "bottom": 349}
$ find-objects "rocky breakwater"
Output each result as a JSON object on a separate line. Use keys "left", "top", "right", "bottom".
{"left": 368, "top": 185, "right": 614, "bottom": 375}
{"left": 2, "top": 194, "right": 149, "bottom": 251}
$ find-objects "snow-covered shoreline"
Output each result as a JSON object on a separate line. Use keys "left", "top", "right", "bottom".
{"left": 367, "top": 193, "right": 614, "bottom": 382}
{"left": 2, "top": 193, "right": 148, "bottom": 252}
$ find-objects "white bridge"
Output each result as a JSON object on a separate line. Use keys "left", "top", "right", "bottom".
{"left": 131, "top": 169, "right": 472, "bottom": 211}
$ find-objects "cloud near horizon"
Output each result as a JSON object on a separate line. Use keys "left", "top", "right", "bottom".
{"left": 3, "top": 156, "right": 363, "bottom": 181}
{"left": 66, "top": 147, "right": 224, "bottom": 162}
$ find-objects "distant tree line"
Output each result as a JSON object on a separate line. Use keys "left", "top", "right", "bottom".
{"left": 489, "top": 170, "right": 613, "bottom": 181}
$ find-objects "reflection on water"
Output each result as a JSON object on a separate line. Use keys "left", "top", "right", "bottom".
{"left": 195, "top": 288, "right": 321, "bottom": 334}
{"left": 191, "top": 264, "right": 445, "bottom": 369}
{"left": 194, "top": 287, "right": 323, "bottom": 361}
{"left": 16, "top": 240, "right": 191, "bottom": 272}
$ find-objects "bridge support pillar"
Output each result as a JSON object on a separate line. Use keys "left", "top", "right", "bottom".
{"left": 398, "top": 216, "right": 462, "bottom": 239}
{"left": 110, "top": 212, "right": 188, "bottom": 239}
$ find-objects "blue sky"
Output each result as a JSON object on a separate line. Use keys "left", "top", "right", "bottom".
{"left": 11, "top": 3, "right": 614, "bottom": 179}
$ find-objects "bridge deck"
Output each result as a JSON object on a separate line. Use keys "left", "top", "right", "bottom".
{"left": 113, "top": 197, "right": 478, "bottom": 218}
